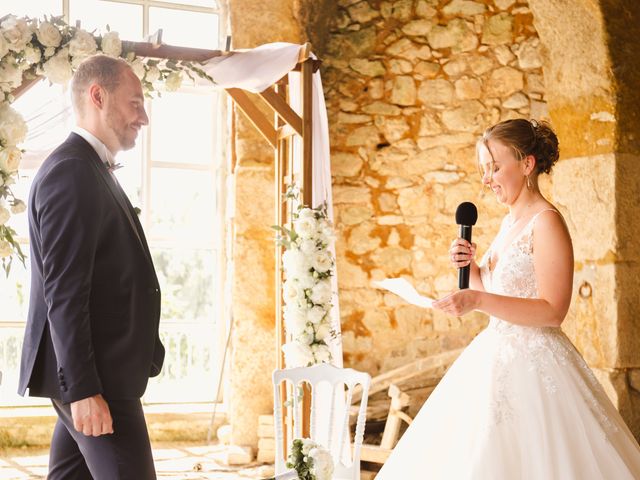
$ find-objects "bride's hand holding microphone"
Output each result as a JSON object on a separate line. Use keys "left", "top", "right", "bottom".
{"left": 433, "top": 202, "right": 482, "bottom": 316}
{"left": 433, "top": 239, "right": 481, "bottom": 316}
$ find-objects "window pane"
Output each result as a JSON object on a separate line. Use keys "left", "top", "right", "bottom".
{"left": 70, "top": 0, "right": 143, "bottom": 40}
{"left": 145, "top": 322, "right": 219, "bottom": 403}
{"left": 150, "top": 91, "right": 216, "bottom": 165}
{"left": 156, "top": 0, "right": 219, "bottom": 8}
{"left": 152, "top": 248, "right": 215, "bottom": 322}
{"left": 149, "top": 8, "right": 219, "bottom": 49}
{"left": 114, "top": 141, "right": 144, "bottom": 207}
{"left": 149, "top": 168, "right": 215, "bottom": 243}
{"left": 2, "top": 0, "right": 63, "bottom": 18}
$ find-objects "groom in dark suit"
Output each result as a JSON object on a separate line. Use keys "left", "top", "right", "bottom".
{"left": 18, "top": 54, "right": 164, "bottom": 479}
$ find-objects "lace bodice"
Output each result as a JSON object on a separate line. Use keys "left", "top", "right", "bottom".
{"left": 479, "top": 211, "right": 554, "bottom": 334}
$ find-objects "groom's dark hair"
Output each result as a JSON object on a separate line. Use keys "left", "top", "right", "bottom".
{"left": 71, "top": 54, "right": 132, "bottom": 117}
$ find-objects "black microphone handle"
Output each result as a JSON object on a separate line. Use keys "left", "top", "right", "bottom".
{"left": 458, "top": 225, "right": 472, "bottom": 289}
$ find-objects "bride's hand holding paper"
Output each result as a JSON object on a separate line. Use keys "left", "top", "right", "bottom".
{"left": 431, "top": 289, "right": 481, "bottom": 317}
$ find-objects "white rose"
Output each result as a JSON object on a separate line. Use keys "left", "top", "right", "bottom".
{"left": 42, "top": 48, "right": 73, "bottom": 85}
{"left": 165, "top": 71, "right": 182, "bottom": 92}
{"left": 282, "top": 340, "right": 314, "bottom": 368}
{"left": 314, "top": 323, "right": 332, "bottom": 341}
{"left": 145, "top": 65, "right": 160, "bottom": 83}
{"left": 130, "top": 58, "right": 145, "bottom": 79}
{"left": 0, "top": 240, "right": 12, "bottom": 258}
{"left": 0, "top": 104, "right": 27, "bottom": 146}
{"left": 100, "top": 31, "right": 122, "bottom": 57}
{"left": 283, "top": 306, "right": 308, "bottom": 336}
{"left": 1, "top": 16, "right": 33, "bottom": 52}
{"left": 283, "top": 279, "right": 306, "bottom": 306}
{"left": 310, "top": 279, "right": 332, "bottom": 305}
{"left": 307, "top": 305, "right": 326, "bottom": 325}
{"left": 312, "top": 343, "right": 332, "bottom": 364}
{"left": 71, "top": 54, "right": 85, "bottom": 69}
{"left": 297, "top": 208, "right": 316, "bottom": 219}
{"left": 301, "top": 438, "right": 316, "bottom": 456}
{"left": 299, "top": 238, "right": 317, "bottom": 255}
{"left": 69, "top": 29, "right": 97, "bottom": 58}
{"left": 24, "top": 45, "right": 41, "bottom": 64}
{"left": 295, "top": 270, "right": 315, "bottom": 289}
{"left": 294, "top": 215, "right": 318, "bottom": 239}
{"left": 309, "top": 447, "right": 334, "bottom": 480}
{"left": 0, "top": 206, "right": 10, "bottom": 225}
{"left": 36, "top": 21, "right": 62, "bottom": 48}
{"left": 311, "top": 250, "right": 333, "bottom": 273}
{"left": 318, "top": 219, "right": 335, "bottom": 241}
{"left": 0, "top": 34, "right": 8, "bottom": 59}
{"left": 10, "top": 199, "right": 26, "bottom": 215}
{"left": 0, "top": 56, "right": 23, "bottom": 90}
{"left": 0, "top": 146, "right": 22, "bottom": 172}
{"left": 282, "top": 248, "right": 310, "bottom": 277}
{"left": 298, "top": 328, "right": 314, "bottom": 346}
{"left": 43, "top": 46, "right": 55, "bottom": 58}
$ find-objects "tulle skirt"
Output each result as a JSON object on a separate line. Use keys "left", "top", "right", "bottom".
{"left": 376, "top": 324, "right": 640, "bottom": 479}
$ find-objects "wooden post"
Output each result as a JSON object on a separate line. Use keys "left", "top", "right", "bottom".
{"left": 300, "top": 56, "right": 314, "bottom": 439}
{"left": 274, "top": 76, "right": 289, "bottom": 457}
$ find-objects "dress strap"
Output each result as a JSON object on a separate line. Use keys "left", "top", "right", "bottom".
{"left": 529, "top": 208, "right": 561, "bottom": 227}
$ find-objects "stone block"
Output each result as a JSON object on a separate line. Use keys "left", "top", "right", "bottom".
{"left": 346, "top": 125, "right": 380, "bottom": 147}
{"left": 551, "top": 154, "right": 615, "bottom": 260}
{"left": 349, "top": 58, "right": 386, "bottom": 77}
{"left": 258, "top": 437, "right": 275, "bottom": 451}
{"left": 258, "top": 415, "right": 273, "bottom": 426}
{"left": 257, "top": 448, "right": 276, "bottom": 463}
{"left": 402, "top": 19, "right": 435, "bottom": 37}
{"left": 215, "top": 446, "right": 254, "bottom": 466}
{"left": 455, "top": 76, "right": 482, "bottom": 99}
{"left": 347, "top": 1, "right": 380, "bottom": 23}
{"left": 441, "top": 100, "right": 484, "bottom": 133}
{"left": 362, "top": 101, "right": 402, "bottom": 116}
{"left": 331, "top": 152, "right": 363, "bottom": 177}
{"left": 390, "top": 76, "right": 417, "bottom": 106}
{"left": 418, "top": 79, "right": 454, "bottom": 106}
{"left": 428, "top": 19, "right": 478, "bottom": 52}
{"left": 482, "top": 13, "right": 513, "bottom": 45}
{"left": 257, "top": 423, "right": 274, "bottom": 438}
{"left": 442, "top": 0, "right": 486, "bottom": 17}
{"left": 486, "top": 66, "right": 524, "bottom": 97}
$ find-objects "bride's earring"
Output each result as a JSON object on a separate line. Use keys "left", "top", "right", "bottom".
{"left": 526, "top": 175, "right": 532, "bottom": 189}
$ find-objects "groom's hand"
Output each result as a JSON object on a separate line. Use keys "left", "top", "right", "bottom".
{"left": 70, "top": 394, "right": 114, "bottom": 436}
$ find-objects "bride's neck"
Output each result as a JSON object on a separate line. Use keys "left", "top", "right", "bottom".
{"left": 509, "top": 188, "right": 543, "bottom": 222}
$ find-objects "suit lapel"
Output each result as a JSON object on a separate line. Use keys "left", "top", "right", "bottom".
{"left": 67, "top": 134, "right": 154, "bottom": 267}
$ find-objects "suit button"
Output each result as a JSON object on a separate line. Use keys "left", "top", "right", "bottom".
{"left": 61, "top": 385, "right": 68, "bottom": 392}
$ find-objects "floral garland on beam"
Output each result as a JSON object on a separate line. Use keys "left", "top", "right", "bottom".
{"left": 274, "top": 186, "right": 337, "bottom": 368}
{"left": 0, "top": 14, "right": 214, "bottom": 274}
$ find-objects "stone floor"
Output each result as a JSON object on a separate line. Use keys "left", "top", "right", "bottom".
{"left": 0, "top": 444, "right": 276, "bottom": 480}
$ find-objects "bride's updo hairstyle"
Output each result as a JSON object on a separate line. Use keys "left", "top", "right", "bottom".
{"left": 479, "top": 119, "right": 560, "bottom": 175}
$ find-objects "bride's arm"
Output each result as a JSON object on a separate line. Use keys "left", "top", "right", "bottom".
{"left": 469, "top": 260, "right": 484, "bottom": 291}
{"left": 435, "top": 211, "right": 573, "bottom": 327}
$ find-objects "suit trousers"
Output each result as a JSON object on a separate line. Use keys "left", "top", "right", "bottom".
{"left": 49, "top": 397, "right": 156, "bottom": 480}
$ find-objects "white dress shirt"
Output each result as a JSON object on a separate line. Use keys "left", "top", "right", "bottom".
{"left": 72, "top": 126, "right": 117, "bottom": 170}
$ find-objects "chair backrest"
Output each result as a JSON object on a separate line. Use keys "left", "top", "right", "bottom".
{"left": 273, "top": 363, "right": 371, "bottom": 480}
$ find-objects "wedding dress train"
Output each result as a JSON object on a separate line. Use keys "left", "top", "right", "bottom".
{"left": 376, "top": 212, "right": 640, "bottom": 479}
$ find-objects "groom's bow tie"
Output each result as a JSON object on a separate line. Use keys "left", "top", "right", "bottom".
{"left": 104, "top": 161, "right": 123, "bottom": 173}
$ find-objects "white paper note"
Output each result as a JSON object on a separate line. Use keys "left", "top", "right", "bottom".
{"left": 372, "top": 278, "right": 434, "bottom": 308}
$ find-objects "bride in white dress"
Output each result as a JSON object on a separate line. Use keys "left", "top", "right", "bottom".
{"left": 376, "top": 119, "right": 640, "bottom": 479}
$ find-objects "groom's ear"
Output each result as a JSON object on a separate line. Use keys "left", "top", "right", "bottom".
{"left": 88, "top": 83, "right": 106, "bottom": 110}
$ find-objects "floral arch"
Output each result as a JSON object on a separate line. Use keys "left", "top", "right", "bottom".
{"left": 0, "top": 14, "right": 214, "bottom": 272}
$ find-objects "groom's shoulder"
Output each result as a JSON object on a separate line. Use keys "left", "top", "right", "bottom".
{"left": 35, "top": 134, "right": 96, "bottom": 182}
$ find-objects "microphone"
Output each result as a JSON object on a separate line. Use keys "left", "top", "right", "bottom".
{"left": 455, "top": 202, "right": 478, "bottom": 290}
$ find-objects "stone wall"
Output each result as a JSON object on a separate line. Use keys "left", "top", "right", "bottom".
{"left": 223, "top": 0, "right": 640, "bottom": 448}
{"left": 322, "top": 0, "right": 549, "bottom": 375}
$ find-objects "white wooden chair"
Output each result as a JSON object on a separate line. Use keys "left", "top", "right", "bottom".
{"left": 273, "top": 364, "right": 371, "bottom": 480}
